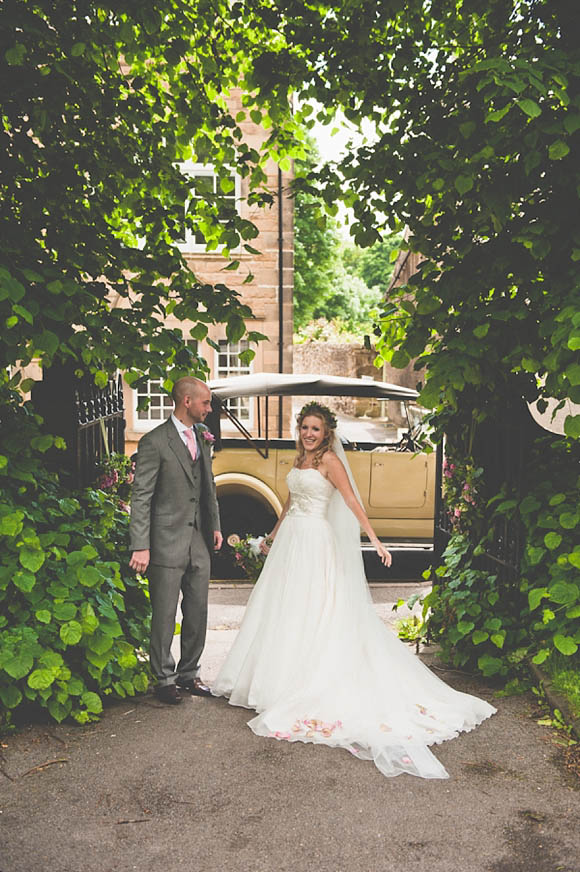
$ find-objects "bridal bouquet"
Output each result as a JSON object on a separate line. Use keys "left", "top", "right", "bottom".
{"left": 227, "top": 533, "right": 269, "bottom": 581}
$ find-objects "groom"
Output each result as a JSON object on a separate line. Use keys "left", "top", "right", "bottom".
{"left": 129, "top": 377, "right": 222, "bottom": 704}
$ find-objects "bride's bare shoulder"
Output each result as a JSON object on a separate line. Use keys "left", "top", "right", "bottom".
{"left": 321, "top": 450, "right": 343, "bottom": 472}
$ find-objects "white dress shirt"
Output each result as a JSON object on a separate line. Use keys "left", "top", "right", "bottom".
{"left": 171, "top": 413, "right": 198, "bottom": 454}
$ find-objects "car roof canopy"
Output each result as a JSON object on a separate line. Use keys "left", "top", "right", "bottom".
{"left": 208, "top": 372, "right": 418, "bottom": 401}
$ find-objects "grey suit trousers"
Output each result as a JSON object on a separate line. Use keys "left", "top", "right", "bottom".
{"left": 148, "top": 526, "right": 211, "bottom": 686}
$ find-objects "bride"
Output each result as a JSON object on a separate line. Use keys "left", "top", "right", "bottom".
{"left": 212, "top": 402, "right": 496, "bottom": 779}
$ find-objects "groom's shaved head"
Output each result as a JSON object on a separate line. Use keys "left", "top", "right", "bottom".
{"left": 172, "top": 376, "right": 208, "bottom": 406}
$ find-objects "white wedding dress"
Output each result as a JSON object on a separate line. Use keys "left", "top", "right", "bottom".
{"left": 212, "top": 450, "right": 496, "bottom": 779}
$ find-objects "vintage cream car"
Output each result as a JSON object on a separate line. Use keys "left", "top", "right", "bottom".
{"left": 207, "top": 373, "right": 436, "bottom": 577}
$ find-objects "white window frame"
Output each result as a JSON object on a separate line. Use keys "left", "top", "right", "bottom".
{"left": 214, "top": 340, "right": 254, "bottom": 431}
{"left": 176, "top": 161, "right": 241, "bottom": 253}
{"left": 131, "top": 341, "right": 198, "bottom": 432}
{"left": 132, "top": 377, "right": 175, "bottom": 432}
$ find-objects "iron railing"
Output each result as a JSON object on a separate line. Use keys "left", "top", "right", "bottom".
{"left": 31, "top": 364, "right": 125, "bottom": 488}
{"left": 74, "top": 373, "right": 125, "bottom": 487}
{"left": 433, "top": 400, "right": 547, "bottom": 587}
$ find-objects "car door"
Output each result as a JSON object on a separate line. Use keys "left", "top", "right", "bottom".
{"left": 369, "top": 452, "right": 432, "bottom": 510}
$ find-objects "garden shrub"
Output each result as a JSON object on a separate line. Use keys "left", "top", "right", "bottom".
{"left": 424, "top": 437, "right": 580, "bottom": 680}
{"left": 423, "top": 532, "right": 529, "bottom": 679}
{"left": 0, "top": 392, "right": 151, "bottom": 727}
{"left": 518, "top": 437, "right": 580, "bottom": 666}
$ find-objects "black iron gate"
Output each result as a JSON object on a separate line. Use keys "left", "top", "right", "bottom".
{"left": 433, "top": 399, "right": 549, "bottom": 585}
{"left": 32, "top": 363, "right": 125, "bottom": 488}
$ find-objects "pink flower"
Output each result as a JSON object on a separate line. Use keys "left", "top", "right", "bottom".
{"left": 453, "top": 507, "right": 461, "bottom": 518}
{"left": 201, "top": 429, "right": 215, "bottom": 443}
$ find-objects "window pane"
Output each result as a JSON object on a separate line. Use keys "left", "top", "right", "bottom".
{"left": 178, "top": 166, "right": 238, "bottom": 251}
{"left": 216, "top": 340, "right": 252, "bottom": 420}
{"left": 134, "top": 378, "right": 172, "bottom": 424}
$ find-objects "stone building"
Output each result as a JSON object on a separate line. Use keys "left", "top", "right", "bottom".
{"left": 123, "top": 88, "right": 294, "bottom": 454}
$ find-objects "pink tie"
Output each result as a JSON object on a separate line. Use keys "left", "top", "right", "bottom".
{"left": 183, "top": 427, "right": 197, "bottom": 461}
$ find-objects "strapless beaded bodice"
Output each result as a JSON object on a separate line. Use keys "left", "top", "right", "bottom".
{"left": 286, "top": 467, "right": 335, "bottom": 519}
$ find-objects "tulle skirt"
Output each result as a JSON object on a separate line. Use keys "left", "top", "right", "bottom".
{"left": 212, "top": 514, "right": 496, "bottom": 779}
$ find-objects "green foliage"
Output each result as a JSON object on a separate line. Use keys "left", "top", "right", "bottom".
{"left": 2, "top": 0, "right": 578, "bottom": 692}
{"left": 394, "top": 615, "right": 424, "bottom": 645}
{"left": 0, "top": 0, "right": 306, "bottom": 386}
{"left": 293, "top": 140, "right": 343, "bottom": 329}
{"left": 362, "top": 5, "right": 580, "bottom": 442}
{"left": 353, "top": 236, "right": 402, "bottom": 296}
{"left": 0, "top": 391, "right": 151, "bottom": 727}
{"left": 519, "top": 438, "right": 580, "bottom": 665}
{"left": 533, "top": 685, "right": 578, "bottom": 745}
{"left": 311, "top": 265, "right": 383, "bottom": 336}
{"left": 423, "top": 534, "right": 528, "bottom": 678}
{"left": 224, "top": 0, "right": 580, "bottom": 441}
{"left": 543, "top": 653, "right": 580, "bottom": 721}
{"left": 294, "top": 317, "right": 369, "bottom": 345}
{"left": 243, "top": 0, "right": 580, "bottom": 681}
{"left": 294, "top": 138, "right": 399, "bottom": 335}
{"left": 425, "top": 437, "right": 580, "bottom": 679}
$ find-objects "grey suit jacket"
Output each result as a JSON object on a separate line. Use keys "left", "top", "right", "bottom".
{"left": 129, "top": 418, "right": 221, "bottom": 569}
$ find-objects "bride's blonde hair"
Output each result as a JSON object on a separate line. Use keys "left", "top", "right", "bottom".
{"left": 295, "top": 402, "right": 337, "bottom": 468}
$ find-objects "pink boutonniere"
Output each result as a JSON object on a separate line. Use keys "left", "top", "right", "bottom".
{"left": 199, "top": 427, "right": 215, "bottom": 444}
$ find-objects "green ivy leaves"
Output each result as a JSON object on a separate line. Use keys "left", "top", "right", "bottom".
{"left": 426, "top": 431, "right": 580, "bottom": 681}
{"left": 60, "top": 621, "right": 83, "bottom": 646}
{"left": 544, "top": 532, "right": 563, "bottom": 550}
{"left": 1, "top": 1, "right": 297, "bottom": 385}
{"left": 564, "top": 416, "right": 580, "bottom": 439}
{"left": 0, "top": 398, "right": 152, "bottom": 727}
{"left": 2, "top": 650, "right": 34, "bottom": 681}
{"left": 553, "top": 634, "right": 578, "bottom": 656}
{"left": 519, "top": 442, "right": 580, "bottom": 665}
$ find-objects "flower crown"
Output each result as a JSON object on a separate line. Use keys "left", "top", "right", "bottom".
{"left": 297, "top": 401, "right": 338, "bottom": 430}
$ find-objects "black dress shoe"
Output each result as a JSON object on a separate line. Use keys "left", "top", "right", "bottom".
{"left": 156, "top": 684, "right": 183, "bottom": 705}
{"left": 177, "top": 677, "right": 212, "bottom": 697}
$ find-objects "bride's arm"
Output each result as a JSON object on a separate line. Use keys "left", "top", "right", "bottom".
{"left": 322, "top": 452, "right": 392, "bottom": 567}
{"left": 260, "top": 494, "right": 291, "bottom": 554}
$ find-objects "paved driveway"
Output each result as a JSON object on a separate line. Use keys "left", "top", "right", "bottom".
{"left": 1, "top": 585, "right": 579, "bottom": 872}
